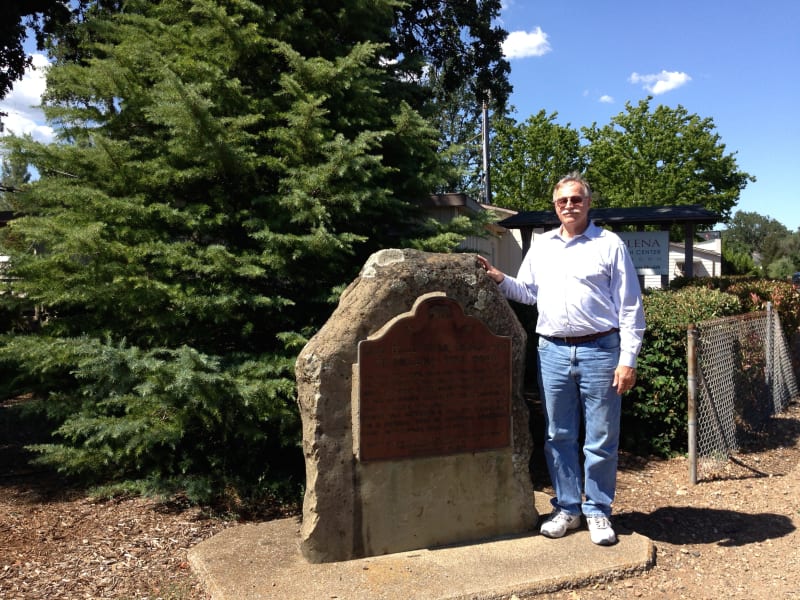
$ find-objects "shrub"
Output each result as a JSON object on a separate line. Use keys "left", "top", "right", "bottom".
{"left": 624, "top": 287, "right": 742, "bottom": 456}
{"left": 671, "top": 275, "right": 800, "bottom": 345}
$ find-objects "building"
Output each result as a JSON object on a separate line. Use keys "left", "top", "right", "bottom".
{"left": 498, "top": 205, "right": 723, "bottom": 289}
{"left": 422, "top": 193, "right": 523, "bottom": 276}
{"left": 421, "top": 199, "right": 726, "bottom": 289}
{"left": 644, "top": 237, "right": 722, "bottom": 289}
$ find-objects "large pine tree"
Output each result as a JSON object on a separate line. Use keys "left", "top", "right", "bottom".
{"left": 0, "top": 0, "right": 504, "bottom": 504}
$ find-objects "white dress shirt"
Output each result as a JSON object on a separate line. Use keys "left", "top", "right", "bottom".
{"left": 498, "top": 221, "right": 646, "bottom": 368}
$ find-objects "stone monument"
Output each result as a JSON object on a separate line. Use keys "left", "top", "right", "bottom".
{"left": 295, "top": 249, "right": 535, "bottom": 563}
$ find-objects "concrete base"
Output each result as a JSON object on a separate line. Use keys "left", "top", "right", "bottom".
{"left": 188, "top": 493, "right": 655, "bottom": 600}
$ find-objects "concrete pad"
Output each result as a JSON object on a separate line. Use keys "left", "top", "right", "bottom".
{"left": 188, "top": 493, "right": 655, "bottom": 600}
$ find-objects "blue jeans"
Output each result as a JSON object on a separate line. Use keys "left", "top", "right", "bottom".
{"left": 536, "top": 332, "right": 622, "bottom": 518}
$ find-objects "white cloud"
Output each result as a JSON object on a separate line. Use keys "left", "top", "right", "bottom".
{"left": 502, "top": 27, "right": 551, "bottom": 59}
{"left": 629, "top": 70, "right": 691, "bottom": 95}
{"left": 1, "top": 110, "right": 54, "bottom": 143}
{"left": 599, "top": 95, "right": 614, "bottom": 104}
{"left": 0, "top": 53, "right": 54, "bottom": 144}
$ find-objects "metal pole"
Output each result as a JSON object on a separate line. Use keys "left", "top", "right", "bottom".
{"left": 687, "top": 325, "right": 698, "bottom": 485}
{"left": 683, "top": 223, "right": 695, "bottom": 278}
{"left": 481, "top": 100, "right": 492, "bottom": 205}
{"left": 766, "top": 302, "right": 774, "bottom": 410}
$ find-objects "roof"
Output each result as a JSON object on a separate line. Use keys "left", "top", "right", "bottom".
{"left": 419, "top": 194, "right": 514, "bottom": 233}
{"left": 669, "top": 242, "right": 721, "bottom": 257}
{"left": 498, "top": 204, "right": 721, "bottom": 229}
{"left": 422, "top": 193, "right": 484, "bottom": 214}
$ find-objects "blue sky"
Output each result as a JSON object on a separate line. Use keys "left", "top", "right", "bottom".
{"left": 498, "top": 0, "right": 800, "bottom": 231}
{"left": 2, "top": 1, "right": 798, "bottom": 230}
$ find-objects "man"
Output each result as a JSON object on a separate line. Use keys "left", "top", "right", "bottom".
{"left": 477, "top": 172, "right": 645, "bottom": 545}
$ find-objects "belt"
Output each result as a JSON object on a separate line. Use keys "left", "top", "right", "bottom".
{"left": 544, "top": 328, "right": 619, "bottom": 345}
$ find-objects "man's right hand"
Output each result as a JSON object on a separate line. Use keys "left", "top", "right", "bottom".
{"left": 476, "top": 255, "right": 505, "bottom": 284}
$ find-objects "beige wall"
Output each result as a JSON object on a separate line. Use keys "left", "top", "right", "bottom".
{"left": 643, "top": 240, "right": 722, "bottom": 289}
{"left": 460, "top": 226, "right": 523, "bottom": 277}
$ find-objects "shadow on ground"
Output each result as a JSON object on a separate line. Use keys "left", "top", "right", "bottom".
{"left": 737, "top": 409, "right": 800, "bottom": 454}
{"left": 617, "top": 506, "right": 795, "bottom": 547}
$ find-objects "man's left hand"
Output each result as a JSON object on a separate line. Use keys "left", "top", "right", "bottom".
{"left": 613, "top": 365, "right": 636, "bottom": 395}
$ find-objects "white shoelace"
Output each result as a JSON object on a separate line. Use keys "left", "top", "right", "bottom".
{"left": 550, "top": 511, "right": 575, "bottom": 524}
{"left": 587, "top": 515, "right": 611, "bottom": 529}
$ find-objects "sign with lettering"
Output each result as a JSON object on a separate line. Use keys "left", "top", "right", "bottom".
{"left": 357, "top": 296, "right": 511, "bottom": 462}
{"left": 618, "top": 231, "right": 669, "bottom": 275}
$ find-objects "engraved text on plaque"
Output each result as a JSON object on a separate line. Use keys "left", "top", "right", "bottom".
{"left": 357, "top": 296, "right": 511, "bottom": 461}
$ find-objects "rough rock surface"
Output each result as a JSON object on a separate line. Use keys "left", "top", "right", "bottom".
{"left": 294, "top": 249, "right": 535, "bottom": 562}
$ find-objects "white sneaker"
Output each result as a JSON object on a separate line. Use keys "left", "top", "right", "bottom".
{"left": 539, "top": 510, "right": 581, "bottom": 538}
{"left": 587, "top": 515, "right": 617, "bottom": 545}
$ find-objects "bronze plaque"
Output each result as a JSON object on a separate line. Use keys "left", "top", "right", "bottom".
{"left": 357, "top": 296, "right": 511, "bottom": 461}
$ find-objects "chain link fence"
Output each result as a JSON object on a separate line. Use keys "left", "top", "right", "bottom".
{"left": 688, "top": 303, "right": 799, "bottom": 483}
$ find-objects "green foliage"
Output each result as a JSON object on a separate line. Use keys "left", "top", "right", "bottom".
{"left": 490, "top": 110, "right": 585, "bottom": 211}
{"left": 0, "top": 0, "right": 511, "bottom": 507}
{"left": 426, "top": 79, "right": 485, "bottom": 198}
{"left": 671, "top": 275, "right": 800, "bottom": 344}
{"left": 624, "top": 287, "right": 742, "bottom": 456}
{"left": 389, "top": 0, "right": 511, "bottom": 110}
{"left": 396, "top": 0, "right": 511, "bottom": 198}
{"left": 486, "top": 97, "right": 753, "bottom": 223}
{"left": 779, "top": 232, "right": 800, "bottom": 270}
{"left": 0, "top": 0, "right": 72, "bottom": 100}
{"left": 582, "top": 97, "right": 753, "bottom": 220}
{"left": 0, "top": 151, "right": 31, "bottom": 210}
{"left": 767, "top": 256, "right": 795, "bottom": 279}
{"left": 627, "top": 276, "right": 800, "bottom": 457}
{"left": 734, "top": 279, "right": 800, "bottom": 339}
{"left": 721, "top": 243, "right": 758, "bottom": 276}
{"left": 10, "top": 336, "right": 302, "bottom": 504}
{"left": 722, "top": 210, "right": 795, "bottom": 275}
{"left": 723, "top": 211, "right": 789, "bottom": 256}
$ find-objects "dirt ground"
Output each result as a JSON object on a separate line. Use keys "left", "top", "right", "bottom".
{"left": 1, "top": 401, "right": 799, "bottom": 600}
{"left": 534, "top": 400, "right": 800, "bottom": 600}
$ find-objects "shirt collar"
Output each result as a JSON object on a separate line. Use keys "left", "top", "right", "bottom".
{"left": 545, "top": 220, "right": 602, "bottom": 241}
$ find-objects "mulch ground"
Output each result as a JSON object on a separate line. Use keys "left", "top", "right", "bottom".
{"left": 2, "top": 397, "right": 799, "bottom": 599}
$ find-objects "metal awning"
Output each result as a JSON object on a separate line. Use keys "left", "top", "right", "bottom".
{"left": 497, "top": 204, "right": 723, "bottom": 282}
{"left": 498, "top": 204, "right": 720, "bottom": 230}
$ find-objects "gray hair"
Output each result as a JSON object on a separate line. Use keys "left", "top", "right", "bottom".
{"left": 553, "top": 172, "right": 592, "bottom": 201}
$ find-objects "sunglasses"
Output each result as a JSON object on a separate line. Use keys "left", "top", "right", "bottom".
{"left": 554, "top": 195, "right": 585, "bottom": 208}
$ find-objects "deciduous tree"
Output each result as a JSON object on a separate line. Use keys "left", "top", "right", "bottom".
{"left": 723, "top": 210, "right": 791, "bottom": 271}
{"left": 582, "top": 97, "right": 753, "bottom": 219}
{"left": 489, "top": 110, "right": 584, "bottom": 211}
